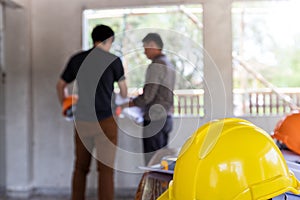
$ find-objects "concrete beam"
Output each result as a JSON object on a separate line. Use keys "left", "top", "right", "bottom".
{"left": 0, "top": 0, "right": 22, "bottom": 9}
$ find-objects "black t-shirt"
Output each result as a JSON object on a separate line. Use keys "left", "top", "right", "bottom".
{"left": 61, "top": 47, "right": 125, "bottom": 121}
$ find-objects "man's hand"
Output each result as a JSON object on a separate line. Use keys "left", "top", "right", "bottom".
{"left": 120, "top": 99, "right": 135, "bottom": 109}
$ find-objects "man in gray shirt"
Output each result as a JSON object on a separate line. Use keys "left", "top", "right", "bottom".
{"left": 129, "top": 33, "right": 176, "bottom": 164}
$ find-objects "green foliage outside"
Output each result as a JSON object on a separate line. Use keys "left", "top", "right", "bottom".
{"left": 232, "top": 1, "right": 300, "bottom": 89}
{"left": 84, "top": 5, "right": 204, "bottom": 90}
{"left": 84, "top": 2, "right": 300, "bottom": 116}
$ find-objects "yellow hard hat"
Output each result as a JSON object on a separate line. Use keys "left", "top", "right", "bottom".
{"left": 158, "top": 118, "right": 300, "bottom": 200}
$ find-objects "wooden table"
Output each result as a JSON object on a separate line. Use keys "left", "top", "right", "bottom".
{"left": 134, "top": 171, "right": 173, "bottom": 200}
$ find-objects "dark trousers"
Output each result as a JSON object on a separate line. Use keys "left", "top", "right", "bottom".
{"left": 71, "top": 116, "right": 117, "bottom": 200}
{"left": 143, "top": 116, "right": 173, "bottom": 164}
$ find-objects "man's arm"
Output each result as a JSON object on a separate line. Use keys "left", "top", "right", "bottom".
{"left": 118, "top": 79, "right": 128, "bottom": 98}
{"left": 56, "top": 79, "right": 68, "bottom": 105}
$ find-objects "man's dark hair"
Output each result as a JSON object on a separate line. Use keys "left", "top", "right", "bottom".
{"left": 91, "top": 24, "right": 114, "bottom": 43}
{"left": 142, "top": 33, "right": 164, "bottom": 49}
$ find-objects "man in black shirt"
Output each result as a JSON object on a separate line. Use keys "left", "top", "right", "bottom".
{"left": 56, "top": 24, "right": 127, "bottom": 200}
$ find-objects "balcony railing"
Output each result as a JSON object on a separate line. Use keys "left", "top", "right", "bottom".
{"left": 172, "top": 88, "right": 300, "bottom": 116}
{"left": 174, "top": 89, "right": 204, "bottom": 117}
{"left": 234, "top": 88, "right": 300, "bottom": 116}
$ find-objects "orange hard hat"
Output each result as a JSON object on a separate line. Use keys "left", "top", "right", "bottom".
{"left": 62, "top": 95, "right": 78, "bottom": 116}
{"left": 273, "top": 112, "right": 300, "bottom": 155}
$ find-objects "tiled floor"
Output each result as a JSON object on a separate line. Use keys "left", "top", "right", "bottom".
{"left": 0, "top": 188, "right": 136, "bottom": 200}
{"left": 2, "top": 193, "right": 300, "bottom": 200}
{"left": 1, "top": 195, "right": 133, "bottom": 200}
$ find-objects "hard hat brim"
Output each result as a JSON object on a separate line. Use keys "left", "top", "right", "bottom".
{"left": 157, "top": 189, "right": 170, "bottom": 200}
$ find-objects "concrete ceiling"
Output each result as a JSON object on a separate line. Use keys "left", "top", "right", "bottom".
{"left": 0, "top": 0, "right": 22, "bottom": 9}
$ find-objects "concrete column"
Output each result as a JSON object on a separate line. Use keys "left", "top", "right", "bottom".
{"left": 4, "top": 0, "right": 33, "bottom": 196}
{"left": 0, "top": 3, "right": 5, "bottom": 194}
{"left": 203, "top": 0, "right": 233, "bottom": 119}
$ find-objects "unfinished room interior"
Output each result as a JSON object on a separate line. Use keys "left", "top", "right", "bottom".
{"left": 1, "top": 0, "right": 300, "bottom": 199}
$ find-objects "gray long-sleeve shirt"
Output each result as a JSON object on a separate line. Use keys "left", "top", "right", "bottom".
{"left": 133, "top": 54, "right": 176, "bottom": 121}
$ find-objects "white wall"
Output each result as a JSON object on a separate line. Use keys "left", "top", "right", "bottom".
{"left": 5, "top": 0, "right": 34, "bottom": 196}
{"left": 0, "top": 3, "right": 5, "bottom": 191}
